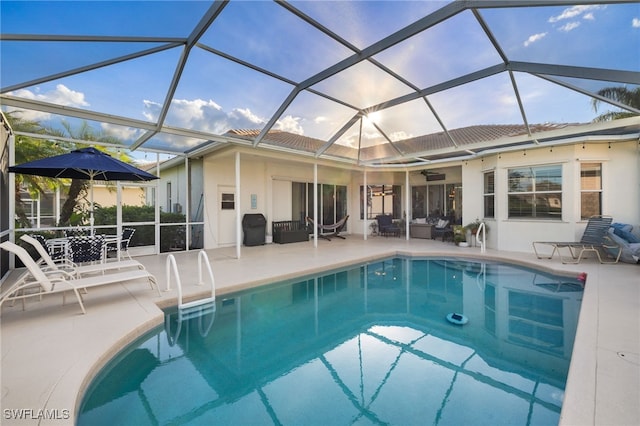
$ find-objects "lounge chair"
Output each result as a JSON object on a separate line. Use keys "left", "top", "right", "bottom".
{"left": 0, "top": 241, "right": 160, "bottom": 314}
{"left": 532, "top": 215, "right": 621, "bottom": 264}
{"left": 21, "top": 235, "right": 145, "bottom": 278}
{"left": 306, "top": 215, "right": 349, "bottom": 240}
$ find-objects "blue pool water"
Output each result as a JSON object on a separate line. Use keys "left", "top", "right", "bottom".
{"left": 78, "top": 257, "right": 583, "bottom": 425}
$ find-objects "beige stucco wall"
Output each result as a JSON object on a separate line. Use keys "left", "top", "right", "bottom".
{"left": 202, "top": 140, "right": 639, "bottom": 253}
{"left": 78, "top": 184, "right": 146, "bottom": 209}
{"left": 463, "top": 140, "right": 640, "bottom": 253}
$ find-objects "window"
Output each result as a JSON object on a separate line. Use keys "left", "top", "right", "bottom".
{"left": 221, "top": 193, "right": 235, "bottom": 210}
{"left": 484, "top": 172, "right": 495, "bottom": 218}
{"left": 411, "top": 186, "right": 427, "bottom": 219}
{"left": 508, "top": 165, "right": 562, "bottom": 219}
{"left": 361, "top": 185, "right": 400, "bottom": 220}
{"left": 580, "top": 163, "right": 602, "bottom": 220}
{"left": 293, "top": 182, "right": 347, "bottom": 226}
{"left": 411, "top": 183, "right": 461, "bottom": 221}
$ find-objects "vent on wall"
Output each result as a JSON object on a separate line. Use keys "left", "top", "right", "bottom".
{"left": 421, "top": 170, "right": 446, "bottom": 181}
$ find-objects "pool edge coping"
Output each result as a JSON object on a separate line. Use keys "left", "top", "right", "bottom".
{"left": 71, "top": 248, "right": 592, "bottom": 424}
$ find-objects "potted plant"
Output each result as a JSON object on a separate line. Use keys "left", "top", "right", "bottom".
{"left": 465, "top": 218, "right": 488, "bottom": 236}
{"left": 453, "top": 225, "right": 468, "bottom": 246}
{"left": 369, "top": 221, "right": 378, "bottom": 236}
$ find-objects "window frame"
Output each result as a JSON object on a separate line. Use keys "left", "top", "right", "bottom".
{"left": 580, "top": 162, "right": 602, "bottom": 220}
{"left": 220, "top": 192, "right": 235, "bottom": 210}
{"left": 483, "top": 171, "right": 495, "bottom": 219}
{"left": 507, "top": 164, "right": 563, "bottom": 220}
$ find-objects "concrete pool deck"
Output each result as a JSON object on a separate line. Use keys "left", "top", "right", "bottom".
{"left": 1, "top": 236, "right": 638, "bottom": 425}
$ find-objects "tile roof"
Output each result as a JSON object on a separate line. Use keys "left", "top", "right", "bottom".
{"left": 226, "top": 123, "right": 585, "bottom": 163}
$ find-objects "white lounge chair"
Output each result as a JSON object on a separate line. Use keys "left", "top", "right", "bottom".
{"left": 0, "top": 241, "right": 160, "bottom": 314}
{"left": 21, "top": 235, "right": 145, "bottom": 278}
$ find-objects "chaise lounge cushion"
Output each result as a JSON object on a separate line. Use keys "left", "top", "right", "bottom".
{"left": 613, "top": 227, "right": 640, "bottom": 243}
{"left": 608, "top": 225, "right": 640, "bottom": 264}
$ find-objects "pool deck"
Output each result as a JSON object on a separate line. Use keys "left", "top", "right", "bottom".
{"left": 1, "top": 236, "right": 638, "bottom": 425}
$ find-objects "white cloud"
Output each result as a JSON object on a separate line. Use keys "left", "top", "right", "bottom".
{"left": 548, "top": 5, "right": 602, "bottom": 23}
{"left": 142, "top": 100, "right": 162, "bottom": 122}
{"left": 275, "top": 115, "right": 304, "bottom": 135}
{"left": 559, "top": 22, "right": 581, "bottom": 32}
{"left": 499, "top": 93, "right": 518, "bottom": 107}
{"left": 100, "top": 123, "right": 142, "bottom": 141}
{"left": 314, "top": 116, "right": 327, "bottom": 124}
{"left": 633, "top": 18, "right": 640, "bottom": 28}
{"left": 583, "top": 13, "right": 595, "bottom": 21}
{"left": 229, "top": 107, "right": 263, "bottom": 127}
{"left": 4, "top": 106, "right": 51, "bottom": 122}
{"left": 143, "top": 98, "right": 268, "bottom": 138}
{"left": 6, "top": 84, "right": 89, "bottom": 121}
{"left": 524, "top": 32, "right": 547, "bottom": 47}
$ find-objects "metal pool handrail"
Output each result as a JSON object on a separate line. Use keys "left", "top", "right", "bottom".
{"left": 477, "top": 222, "right": 486, "bottom": 253}
{"left": 166, "top": 250, "right": 216, "bottom": 310}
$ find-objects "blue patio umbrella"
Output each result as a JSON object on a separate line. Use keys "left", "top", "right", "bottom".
{"left": 9, "top": 147, "right": 158, "bottom": 230}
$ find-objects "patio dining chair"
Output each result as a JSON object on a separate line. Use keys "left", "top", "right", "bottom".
{"left": 68, "top": 235, "right": 105, "bottom": 264}
{"left": 106, "top": 228, "right": 135, "bottom": 260}
{"left": 532, "top": 215, "right": 621, "bottom": 264}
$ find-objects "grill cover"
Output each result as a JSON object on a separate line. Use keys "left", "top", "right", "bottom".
{"left": 242, "top": 214, "right": 266, "bottom": 246}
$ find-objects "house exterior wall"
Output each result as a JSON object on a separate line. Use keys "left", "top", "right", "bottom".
{"left": 198, "top": 139, "right": 638, "bottom": 253}
{"left": 157, "top": 163, "right": 187, "bottom": 214}
{"left": 87, "top": 185, "right": 146, "bottom": 209}
{"left": 462, "top": 141, "right": 639, "bottom": 253}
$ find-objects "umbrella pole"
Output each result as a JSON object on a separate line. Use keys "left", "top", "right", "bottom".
{"left": 90, "top": 177, "right": 95, "bottom": 236}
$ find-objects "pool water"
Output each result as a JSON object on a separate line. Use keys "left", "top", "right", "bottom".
{"left": 79, "top": 257, "right": 583, "bottom": 425}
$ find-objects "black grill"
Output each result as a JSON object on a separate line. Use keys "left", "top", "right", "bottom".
{"left": 242, "top": 214, "right": 266, "bottom": 246}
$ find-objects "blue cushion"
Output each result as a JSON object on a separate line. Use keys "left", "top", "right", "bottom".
{"left": 611, "top": 223, "right": 633, "bottom": 233}
{"left": 613, "top": 227, "right": 640, "bottom": 243}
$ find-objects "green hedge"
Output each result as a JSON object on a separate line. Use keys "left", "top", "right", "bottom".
{"left": 94, "top": 205, "right": 187, "bottom": 251}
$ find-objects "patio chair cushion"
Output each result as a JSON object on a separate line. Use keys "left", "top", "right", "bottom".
{"left": 436, "top": 219, "right": 449, "bottom": 229}
{"left": 613, "top": 227, "right": 640, "bottom": 243}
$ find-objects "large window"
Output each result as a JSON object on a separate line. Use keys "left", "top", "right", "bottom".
{"left": 411, "top": 183, "right": 461, "bottom": 221}
{"left": 508, "top": 165, "right": 562, "bottom": 219}
{"left": 361, "top": 185, "right": 400, "bottom": 220}
{"left": 580, "top": 162, "right": 602, "bottom": 220}
{"left": 293, "top": 182, "right": 347, "bottom": 227}
{"left": 484, "top": 172, "right": 495, "bottom": 218}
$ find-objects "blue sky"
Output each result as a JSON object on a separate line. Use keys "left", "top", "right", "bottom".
{"left": 1, "top": 1, "right": 639, "bottom": 156}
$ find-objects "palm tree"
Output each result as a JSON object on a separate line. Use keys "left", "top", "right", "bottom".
{"left": 591, "top": 86, "right": 640, "bottom": 122}
{"left": 6, "top": 112, "right": 67, "bottom": 226}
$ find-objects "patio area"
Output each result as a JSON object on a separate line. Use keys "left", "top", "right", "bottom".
{"left": 0, "top": 236, "right": 638, "bottom": 425}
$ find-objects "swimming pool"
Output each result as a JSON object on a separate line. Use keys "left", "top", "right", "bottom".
{"left": 78, "top": 257, "right": 583, "bottom": 425}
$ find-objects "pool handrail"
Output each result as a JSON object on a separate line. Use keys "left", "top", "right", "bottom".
{"left": 477, "top": 222, "right": 486, "bottom": 253}
{"left": 165, "top": 250, "right": 216, "bottom": 310}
